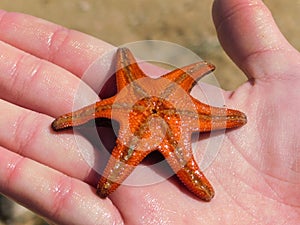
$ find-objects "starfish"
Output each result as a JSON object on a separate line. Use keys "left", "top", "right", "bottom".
{"left": 52, "top": 47, "right": 247, "bottom": 201}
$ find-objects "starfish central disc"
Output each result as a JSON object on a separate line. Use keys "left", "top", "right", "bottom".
{"left": 110, "top": 75, "right": 199, "bottom": 154}
{"left": 129, "top": 96, "right": 180, "bottom": 140}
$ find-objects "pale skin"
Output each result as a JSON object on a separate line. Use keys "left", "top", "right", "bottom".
{"left": 0, "top": 0, "right": 299, "bottom": 224}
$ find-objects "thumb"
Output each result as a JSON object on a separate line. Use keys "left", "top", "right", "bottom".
{"left": 212, "top": 0, "right": 300, "bottom": 80}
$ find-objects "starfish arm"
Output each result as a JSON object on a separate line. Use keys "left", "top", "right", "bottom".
{"left": 158, "top": 117, "right": 214, "bottom": 201}
{"left": 115, "top": 47, "right": 148, "bottom": 92}
{"left": 176, "top": 156, "right": 215, "bottom": 201}
{"left": 185, "top": 97, "right": 247, "bottom": 132}
{"left": 162, "top": 61, "right": 215, "bottom": 93}
{"left": 159, "top": 139, "right": 214, "bottom": 201}
{"left": 51, "top": 97, "right": 115, "bottom": 130}
{"left": 97, "top": 137, "right": 151, "bottom": 198}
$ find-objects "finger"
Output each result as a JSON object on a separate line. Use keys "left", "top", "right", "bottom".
{"left": 212, "top": 0, "right": 300, "bottom": 80}
{"left": 0, "top": 147, "right": 123, "bottom": 225}
{"left": 0, "top": 41, "right": 99, "bottom": 116}
{"left": 0, "top": 99, "right": 98, "bottom": 185}
{"left": 0, "top": 10, "right": 113, "bottom": 77}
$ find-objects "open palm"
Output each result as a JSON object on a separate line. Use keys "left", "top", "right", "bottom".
{"left": 0, "top": 1, "right": 299, "bottom": 224}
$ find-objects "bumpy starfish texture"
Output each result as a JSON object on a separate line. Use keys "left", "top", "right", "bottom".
{"left": 52, "top": 47, "right": 247, "bottom": 201}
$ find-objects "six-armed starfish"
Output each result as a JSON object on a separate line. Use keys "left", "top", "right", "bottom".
{"left": 52, "top": 47, "right": 247, "bottom": 201}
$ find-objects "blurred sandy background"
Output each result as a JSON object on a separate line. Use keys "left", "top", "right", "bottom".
{"left": 0, "top": 1, "right": 299, "bottom": 224}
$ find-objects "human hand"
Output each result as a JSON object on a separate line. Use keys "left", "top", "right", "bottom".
{"left": 0, "top": 0, "right": 299, "bottom": 224}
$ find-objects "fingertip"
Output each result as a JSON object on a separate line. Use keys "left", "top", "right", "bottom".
{"left": 212, "top": 0, "right": 262, "bottom": 28}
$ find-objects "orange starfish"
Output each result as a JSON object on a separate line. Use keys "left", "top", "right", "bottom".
{"left": 52, "top": 47, "right": 247, "bottom": 201}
